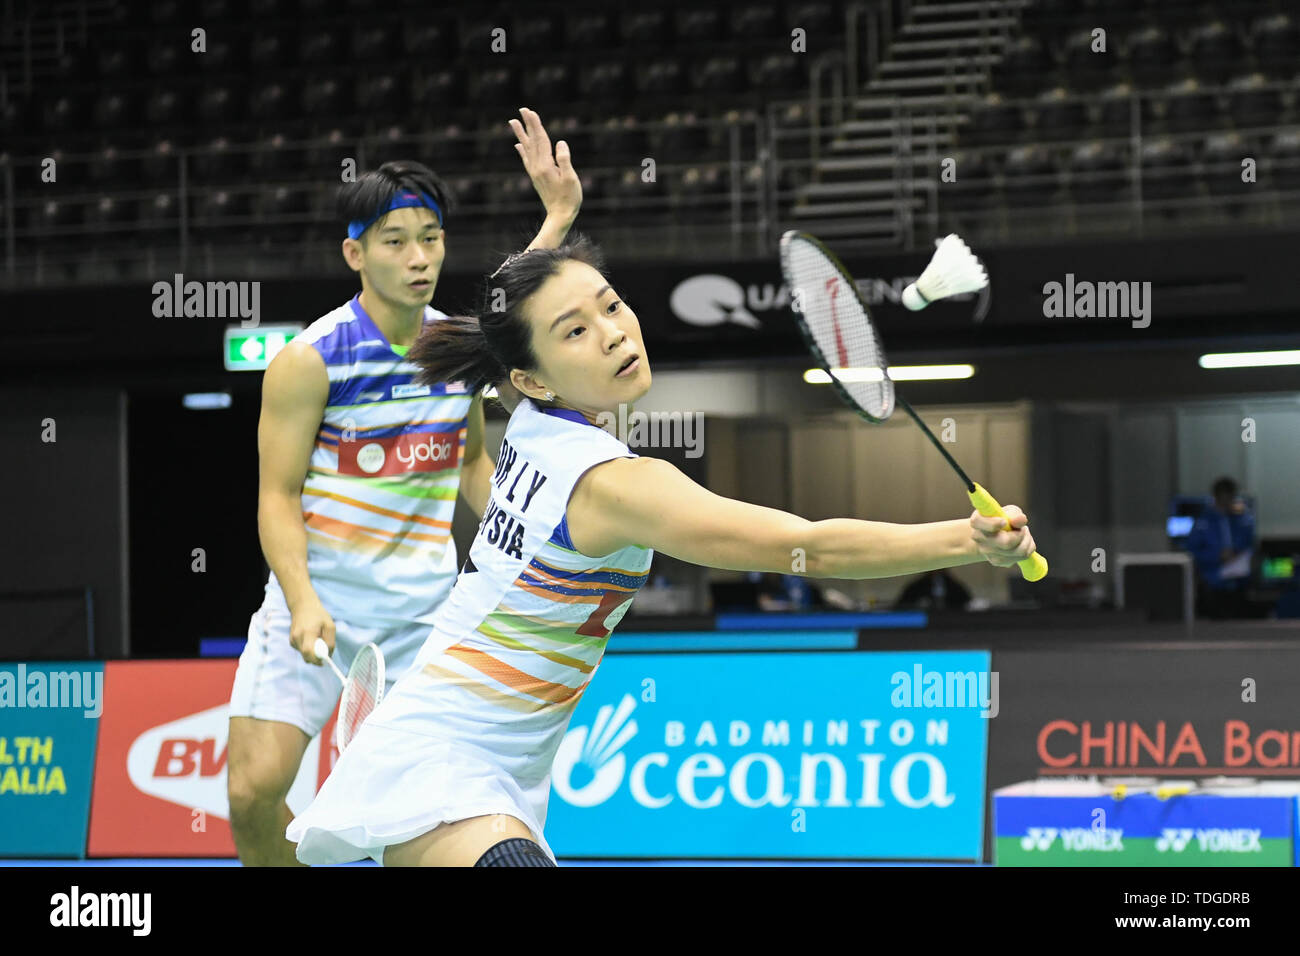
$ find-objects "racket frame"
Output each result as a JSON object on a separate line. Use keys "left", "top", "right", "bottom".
{"left": 335, "top": 642, "right": 386, "bottom": 753}
{"left": 783, "top": 231, "right": 979, "bottom": 490}
{"left": 779, "top": 229, "right": 1048, "bottom": 582}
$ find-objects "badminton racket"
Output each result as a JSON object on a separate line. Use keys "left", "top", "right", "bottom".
{"left": 778, "top": 230, "right": 1047, "bottom": 582}
{"left": 313, "top": 639, "right": 385, "bottom": 753}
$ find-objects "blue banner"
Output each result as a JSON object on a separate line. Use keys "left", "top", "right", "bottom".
{"left": 996, "top": 793, "right": 1295, "bottom": 838}
{"left": 546, "top": 650, "right": 991, "bottom": 859}
{"left": 0, "top": 663, "right": 103, "bottom": 857}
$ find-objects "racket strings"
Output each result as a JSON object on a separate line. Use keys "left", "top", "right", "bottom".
{"left": 339, "top": 645, "right": 382, "bottom": 749}
{"left": 783, "top": 236, "right": 894, "bottom": 421}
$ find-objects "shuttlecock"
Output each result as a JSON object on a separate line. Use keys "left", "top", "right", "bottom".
{"left": 901, "top": 234, "right": 988, "bottom": 311}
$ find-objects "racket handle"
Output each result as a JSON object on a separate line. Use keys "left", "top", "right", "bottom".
{"left": 312, "top": 639, "right": 347, "bottom": 682}
{"left": 968, "top": 483, "right": 1049, "bottom": 582}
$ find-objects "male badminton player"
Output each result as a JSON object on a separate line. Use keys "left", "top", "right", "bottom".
{"left": 227, "top": 109, "right": 581, "bottom": 866}
{"left": 285, "top": 235, "right": 1037, "bottom": 867}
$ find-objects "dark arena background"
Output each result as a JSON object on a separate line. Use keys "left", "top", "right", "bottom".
{"left": 0, "top": 0, "right": 1297, "bottom": 927}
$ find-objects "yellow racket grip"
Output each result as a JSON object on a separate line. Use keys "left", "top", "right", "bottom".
{"left": 968, "top": 482, "right": 1048, "bottom": 582}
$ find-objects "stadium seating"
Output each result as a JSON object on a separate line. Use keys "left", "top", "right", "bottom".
{"left": 0, "top": 0, "right": 1296, "bottom": 279}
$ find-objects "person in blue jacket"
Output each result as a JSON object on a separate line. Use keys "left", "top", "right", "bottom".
{"left": 1186, "top": 476, "right": 1255, "bottom": 619}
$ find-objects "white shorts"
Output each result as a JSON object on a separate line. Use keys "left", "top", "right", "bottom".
{"left": 285, "top": 657, "right": 560, "bottom": 867}
{"left": 228, "top": 585, "right": 432, "bottom": 739}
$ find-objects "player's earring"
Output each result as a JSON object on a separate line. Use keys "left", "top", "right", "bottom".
{"left": 545, "top": 391, "right": 554, "bottom": 401}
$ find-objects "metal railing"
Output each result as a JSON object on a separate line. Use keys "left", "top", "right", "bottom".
{"left": 0, "top": 115, "right": 772, "bottom": 286}
{"left": 766, "top": 78, "right": 1300, "bottom": 251}
{"left": 0, "top": 0, "right": 116, "bottom": 95}
{"left": 2, "top": 0, "right": 1299, "bottom": 283}
{"left": 4, "top": 91, "right": 1298, "bottom": 287}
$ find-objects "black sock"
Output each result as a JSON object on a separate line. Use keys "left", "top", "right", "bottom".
{"left": 474, "top": 837, "right": 557, "bottom": 867}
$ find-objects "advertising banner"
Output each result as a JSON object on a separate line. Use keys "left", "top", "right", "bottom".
{"left": 88, "top": 660, "right": 337, "bottom": 857}
{"left": 994, "top": 779, "right": 1300, "bottom": 866}
{"left": 0, "top": 663, "right": 103, "bottom": 856}
{"left": 987, "top": 646, "right": 1300, "bottom": 863}
{"left": 546, "top": 650, "right": 992, "bottom": 859}
{"left": 14, "top": 230, "right": 1300, "bottom": 374}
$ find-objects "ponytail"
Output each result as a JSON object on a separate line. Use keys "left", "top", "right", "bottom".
{"left": 409, "top": 314, "right": 507, "bottom": 393}
{"left": 409, "top": 233, "right": 607, "bottom": 398}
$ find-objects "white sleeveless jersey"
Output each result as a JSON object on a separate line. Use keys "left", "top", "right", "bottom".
{"left": 264, "top": 293, "right": 473, "bottom": 631}
{"left": 378, "top": 399, "right": 654, "bottom": 770}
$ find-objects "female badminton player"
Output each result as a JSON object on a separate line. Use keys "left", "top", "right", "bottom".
{"left": 228, "top": 108, "right": 580, "bottom": 866}
{"left": 285, "top": 235, "right": 1038, "bottom": 867}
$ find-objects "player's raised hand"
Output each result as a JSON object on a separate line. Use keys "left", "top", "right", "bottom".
{"left": 509, "top": 107, "right": 581, "bottom": 223}
{"left": 970, "top": 504, "right": 1036, "bottom": 568}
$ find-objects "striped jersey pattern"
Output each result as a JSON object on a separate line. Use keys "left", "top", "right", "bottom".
{"left": 395, "top": 400, "right": 652, "bottom": 761}
{"left": 427, "top": 520, "right": 653, "bottom": 715}
{"left": 264, "top": 293, "right": 473, "bottom": 631}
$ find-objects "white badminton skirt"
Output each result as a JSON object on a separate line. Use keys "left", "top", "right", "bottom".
{"left": 287, "top": 668, "right": 560, "bottom": 866}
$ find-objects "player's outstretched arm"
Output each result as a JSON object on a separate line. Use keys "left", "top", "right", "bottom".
{"left": 509, "top": 107, "right": 581, "bottom": 252}
{"left": 457, "top": 393, "right": 494, "bottom": 517}
{"left": 567, "top": 457, "right": 1035, "bottom": 580}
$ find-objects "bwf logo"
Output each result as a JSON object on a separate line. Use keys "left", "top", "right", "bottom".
{"left": 1041, "top": 274, "right": 1151, "bottom": 328}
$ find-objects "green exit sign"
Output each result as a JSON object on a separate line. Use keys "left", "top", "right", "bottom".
{"left": 223, "top": 324, "right": 304, "bottom": 371}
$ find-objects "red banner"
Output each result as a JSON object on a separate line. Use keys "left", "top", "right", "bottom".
{"left": 88, "top": 660, "right": 338, "bottom": 858}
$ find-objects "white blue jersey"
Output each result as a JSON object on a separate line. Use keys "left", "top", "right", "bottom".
{"left": 264, "top": 294, "right": 473, "bottom": 634}
{"left": 288, "top": 398, "right": 654, "bottom": 864}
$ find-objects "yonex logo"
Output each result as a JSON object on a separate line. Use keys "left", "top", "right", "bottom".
{"left": 1155, "top": 828, "right": 1195, "bottom": 852}
{"left": 1020, "top": 827, "right": 1057, "bottom": 851}
{"left": 1153, "top": 828, "right": 1262, "bottom": 853}
{"left": 1020, "top": 827, "right": 1125, "bottom": 851}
